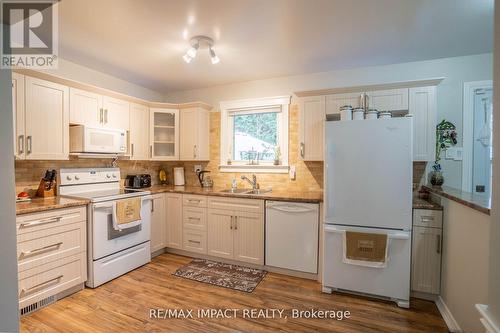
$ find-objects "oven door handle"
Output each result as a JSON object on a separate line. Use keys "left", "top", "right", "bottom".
{"left": 93, "top": 196, "right": 153, "bottom": 211}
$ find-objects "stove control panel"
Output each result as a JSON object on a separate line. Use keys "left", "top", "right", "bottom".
{"left": 59, "top": 168, "right": 121, "bottom": 186}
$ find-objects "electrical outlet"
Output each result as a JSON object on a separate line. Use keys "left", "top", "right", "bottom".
{"left": 194, "top": 165, "right": 202, "bottom": 173}
{"left": 289, "top": 166, "right": 296, "bottom": 180}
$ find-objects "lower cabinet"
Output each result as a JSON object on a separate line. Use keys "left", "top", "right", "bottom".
{"left": 150, "top": 194, "right": 167, "bottom": 253}
{"left": 165, "top": 193, "right": 183, "bottom": 249}
{"left": 207, "top": 197, "right": 264, "bottom": 265}
{"left": 150, "top": 193, "right": 265, "bottom": 265}
{"left": 411, "top": 209, "right": 443, "bottom": 296}
{"left": 16, "top": 206, "right": 87, "bottom": 311}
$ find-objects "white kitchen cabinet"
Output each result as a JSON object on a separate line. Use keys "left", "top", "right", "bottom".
{"left": 69, "top": 88, "right": 102, "bottom": 127}
{"left": 129, "top": 103, "right": 150, "bottom": 160}
{"left": 25, "top": 77, "right": 69, "bottom": 160}
{"left": 325, "top": 92, "right": 361, "bottom": 115}
{"left": 207, "top": 197, "right": 264, "bottom": 264}
{"left": 12, "top": 73, "right": 25, "bottom": 159}
{"left": 69, "top": 89, "right": 130, "bottom": 130}
{"left": 233, "top": 211, "right": 264, "bottom": 265}
{"left": 150, "top": 194, "right": 166, "bottom": 253}
{"left": 366, "top": 88, "right": 409, "bottom": 111}
{"left": 411, "top": 209, "right": 443, "bottom": 296}
{"left": 150, "top": 108, "right": 179, "bottom": 160}
{"left": 102, "top": 96, "right": 130, "bottom": 130}
{"left": 165, "top": 193, "right": 183, "bottom": 249}
{"left": 207, "top": 208, "right": 235, "bottom": 260}
{"left": 299, "top": 96, "right": 325, "bottom": 161}
{"left": 180, "top": 107, "right": 210, "bottom": 160}
{"left": 409, "top": 86, "right": 437, "bottom": 162}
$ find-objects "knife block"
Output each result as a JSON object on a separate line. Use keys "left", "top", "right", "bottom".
{"left": 36, "top": 179, "right": 57, "bottom": 198}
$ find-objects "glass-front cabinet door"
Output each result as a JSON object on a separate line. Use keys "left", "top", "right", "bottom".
{"left": 150, "top": 108, "right": 179, "bottom": 160}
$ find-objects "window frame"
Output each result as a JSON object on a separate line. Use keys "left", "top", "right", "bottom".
{"left": 219, "top": 95, "right": 290, "bottom": 173}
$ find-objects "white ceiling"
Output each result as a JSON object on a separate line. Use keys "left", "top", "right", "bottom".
{"left": 58, "top": 0, "right": 494, "bottom": 93}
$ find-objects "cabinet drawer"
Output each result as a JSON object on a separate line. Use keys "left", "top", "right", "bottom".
{"left": 208, "top": 197, "right": 264, "bottom": 214}
{"left": 183, "top": 195, "right": 207, "bottom": 208}
{"left": 18, "top": 252, "right": 86, "bottom": 309}
{"left": 18, "top": 221, "right": 86, "bottom": 272}
{"left": 17, "top": 206, "right": 86, "bottom": 236}
{"left": 183, "top": 206, "right": 206, "bottom": 231}
{"left": 413, "top": 209, "right": 442, "bottom": 228}
{"left": 183, "top": 229, "right": 207, "bottom": 254}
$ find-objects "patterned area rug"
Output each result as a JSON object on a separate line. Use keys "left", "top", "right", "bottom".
{"left": 172, "top": 258, "right": 267, "bottom": 293}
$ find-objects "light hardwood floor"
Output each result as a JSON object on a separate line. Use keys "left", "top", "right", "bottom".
{"left": 21, "top": 253, "right": 449, "bottom": 333}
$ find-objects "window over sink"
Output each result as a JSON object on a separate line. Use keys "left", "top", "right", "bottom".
{"left": 219, "top": 96, "right": 290, "bottom": 173}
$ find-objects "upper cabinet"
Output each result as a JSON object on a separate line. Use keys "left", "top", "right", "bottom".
{"left": 409, "top": 86, "right": 437, "bottom": 162}
{"left": 24, "top": 77, "right": 69, "bottom": 160}
{"left": 180, "top": 107, "right": 210, "bottom": 161}
{"left": 150, "top": 108, "right": 179, "bottom": 160}
{"left": 129, "top": 103, "right": 150, "bottom": 160}
{"left": 299, "top": 96, "right": 325, "bottom": 161}
{"left": 12, "top": 73, "right": 25, "bottom": 159}
{"left": 325, "top": 93, "right": 361, "bottom": 115}
{"left": 366, "top": 88, "right": 409, "bottom": 111}
{"left": 69, "top": 88, "right": 102, "bottom": 127}
{"left": 102, "top": 96, "right": 130, "bottom": 130}
{"left": 299, "top": 85, "right": 437, "bottom": 162}
{"left": 69, "top": 89, "right": 130, "bottom": 130}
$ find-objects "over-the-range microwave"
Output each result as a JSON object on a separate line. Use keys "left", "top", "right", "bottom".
{"left": 70, "top": 125, "right": 127, "bottom": 154}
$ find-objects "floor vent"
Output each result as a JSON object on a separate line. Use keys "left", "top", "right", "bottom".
{"left": 20, "top": 295, "right": 55, "bottom": 316}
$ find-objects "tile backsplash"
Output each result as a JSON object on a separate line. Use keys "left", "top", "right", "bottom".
{"left": 14, "top": 105, "right": 426, "bottom": 195}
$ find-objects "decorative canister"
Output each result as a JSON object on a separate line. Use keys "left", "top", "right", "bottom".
{"left": 365, "top": 109, "right": 378, "bottom": 120}
{"left": 352, "top": 107, "right": 365, "bottom": 120}
{"left": 379, "top": 111, "right": 392, "bottom": 119}
{"left": 340, "top": 105, "right": 353, "bottom": 121}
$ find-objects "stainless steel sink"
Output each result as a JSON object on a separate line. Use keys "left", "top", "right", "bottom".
{"left": 219, "top": 188, "right": 252, "bottom": 194}
{"left": 219, "top": 188, "right": 272, "bottom": 195}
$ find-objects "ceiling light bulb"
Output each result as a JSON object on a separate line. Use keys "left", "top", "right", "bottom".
{"left": 182, "top": 53, "right": 192, "bottom": 63}
{"left": 187, "top": 43, "right": 199, "bottom": 58}
{"left": 210, "top": 48, "right": 220, "bottom": 64}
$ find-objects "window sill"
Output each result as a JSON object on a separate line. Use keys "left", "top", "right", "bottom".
{"left": 219, "top": 164, "right": 290, "bottom": 174}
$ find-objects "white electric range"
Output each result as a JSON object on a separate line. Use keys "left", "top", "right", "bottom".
{"left": 59, "top": 168, "right": 153, "bottom": 288}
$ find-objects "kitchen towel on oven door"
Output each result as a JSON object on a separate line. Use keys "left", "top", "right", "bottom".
{"left": 342, "top": 231, "right": 389, "bottom": 268}
{"left": 112, "top": 198, "right": 142, "bottom": 231}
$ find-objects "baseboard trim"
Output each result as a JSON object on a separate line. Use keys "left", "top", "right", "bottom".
{"left": 435, "top": 296, "right": 463, "bottom": 333}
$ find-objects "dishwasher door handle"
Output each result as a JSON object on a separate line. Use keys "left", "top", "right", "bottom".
{"left": 267, "top": 205, "right": 315, "bottom": 213}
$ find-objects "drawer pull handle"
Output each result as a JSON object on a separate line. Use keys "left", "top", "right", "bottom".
{"left": 21, "top": 242, "right": 63, "bottom": 257}
{"left": 188, "top": 199, "right": 201, "bottom": 203}
{"left": 19, "top": 217, "right": 62, "bottom": 228}
{"left": 188, "top": 217, "right": 201, "bottom": 220}
{"left": 21, "top": 275, "right": 63, "bottom": 295}
{"left": 188, "top": 240, "right": 201, "bottom": 245}
{"left": 421, "top": 216, "right": 434, "bottom": 222}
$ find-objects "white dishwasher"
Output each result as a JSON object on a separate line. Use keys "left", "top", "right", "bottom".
{"left": 265, "top": 201, "right": 319, "bottom": 273}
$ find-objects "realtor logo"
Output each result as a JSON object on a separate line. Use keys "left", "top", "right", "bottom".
{"left": 1, "top": 0, "right": 58, "bottom": 68}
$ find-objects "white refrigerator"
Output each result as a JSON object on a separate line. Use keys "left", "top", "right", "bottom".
{"left": 322, "top": 117, "right": 413, "bottom": 308}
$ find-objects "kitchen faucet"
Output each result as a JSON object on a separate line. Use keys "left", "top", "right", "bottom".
{"left": 241, "top": 174, "right": 259, "bottom": 190}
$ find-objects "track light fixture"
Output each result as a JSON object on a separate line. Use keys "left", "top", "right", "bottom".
{"left": 183, "top": 36, "right": 220, "bottom": 64}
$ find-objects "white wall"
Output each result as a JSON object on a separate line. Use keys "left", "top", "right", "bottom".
{"left": 439, "top": 198, "right": 490, "bottom": 333}
{"left": 0, "top": 66, "right": 20, "bottom": 330}
{"left": 487, "top": 0, "right": 500, "bottom": 327}
{"left": 41, "top": 58, "right": 165, "bottom": 102}
{"left": 167, "top": 53, "right": 493, "bottom": 189}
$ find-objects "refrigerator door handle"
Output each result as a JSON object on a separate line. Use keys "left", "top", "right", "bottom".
{"left": 324, "top": 225, "right": 410, "bottom": 240}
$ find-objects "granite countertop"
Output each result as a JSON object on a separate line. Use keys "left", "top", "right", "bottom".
{"left": 422, "top": 185, "right": 491, "bottom": 215}
{"left": 16, "top": 196, "right": 90, "bottom": 215}
{"left": 147, "top": 185, "right": 324, "bottom": 203}
{"left": 412, "top": 196, "right": 443, "bottom": 211}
